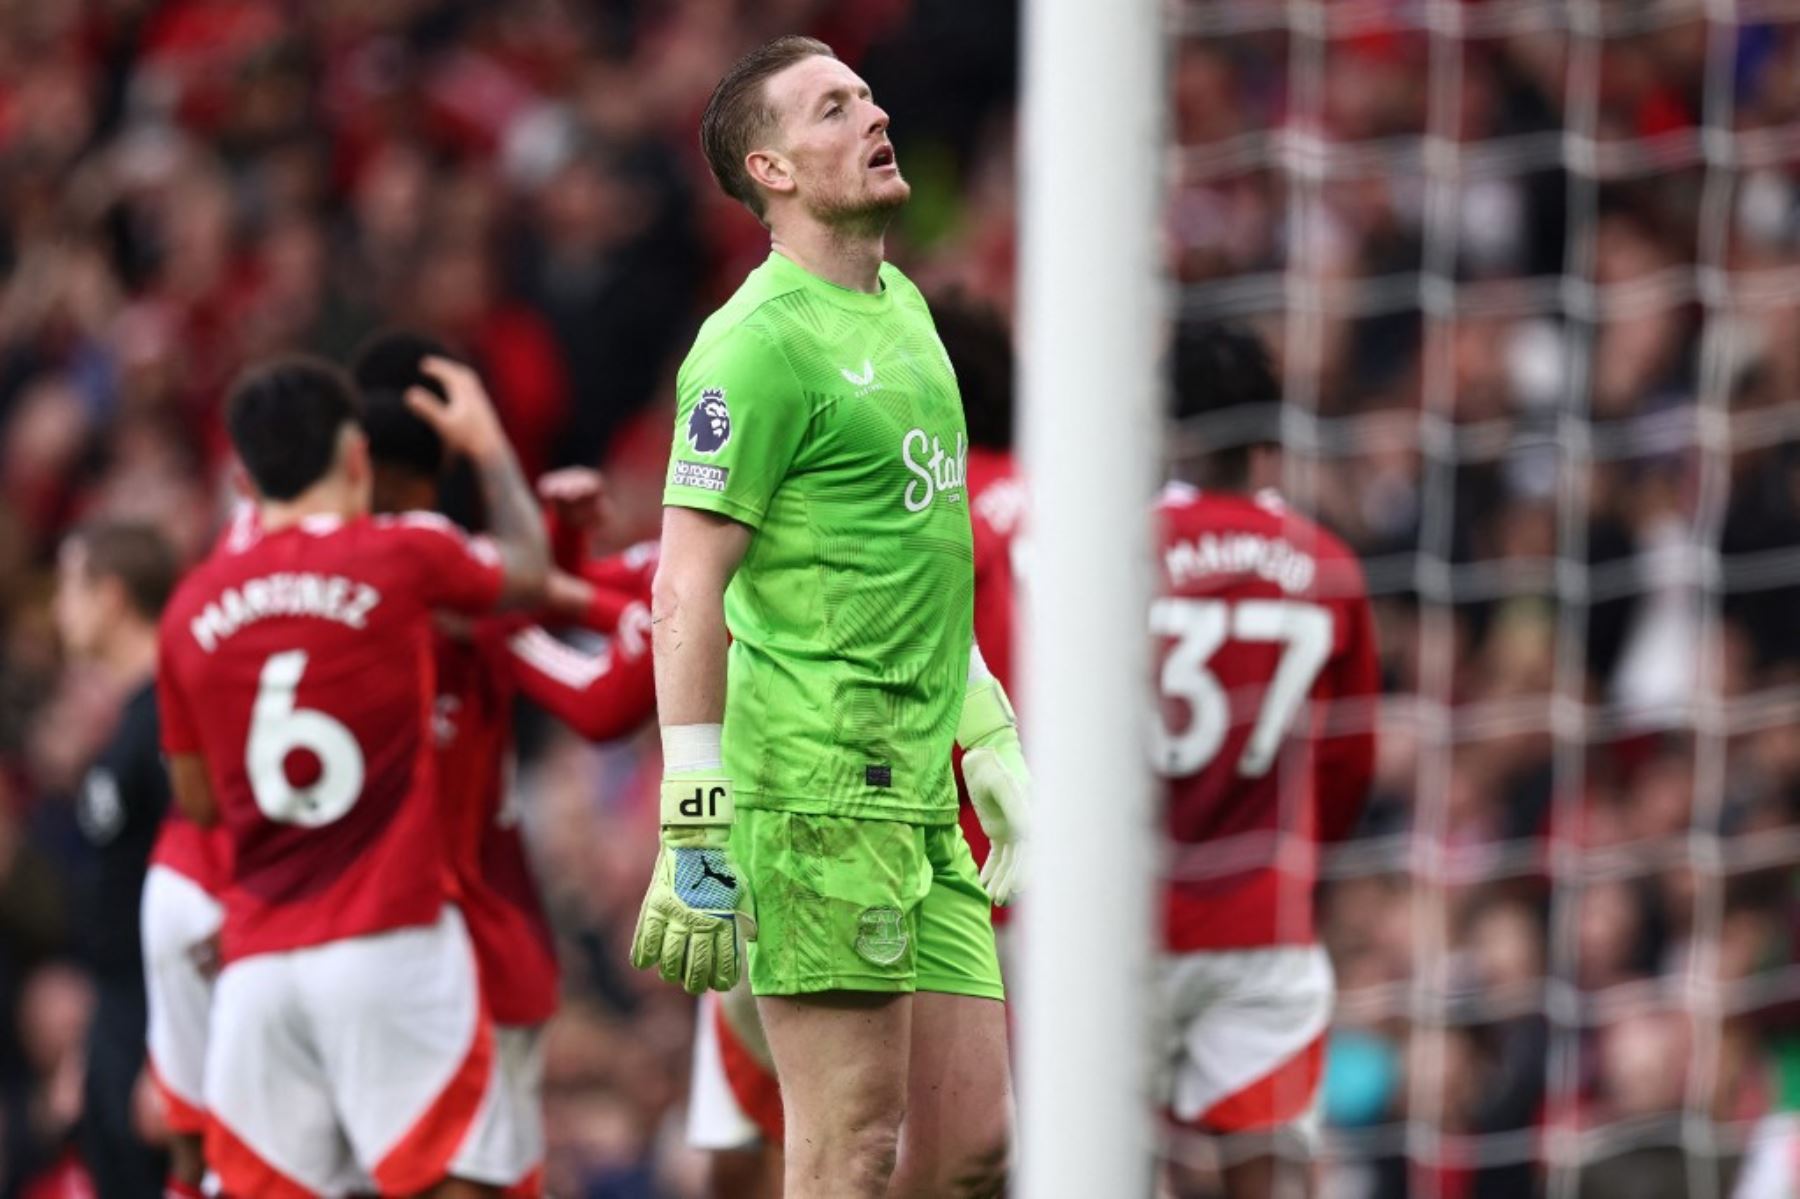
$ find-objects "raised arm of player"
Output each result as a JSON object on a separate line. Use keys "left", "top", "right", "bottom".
{"left": 506, "top": 626, "right": 657, "bottom": 743}
{"left": 542, "top": 570, "right": 646, "bottom": 632}
{"left": 532, "top": 468, "right": 654, "bottom": 631}
{"left": 569, "top": 546, "right": 666, "bottom": 632}
{"left": 537, "top": 466, "right": 607, "bottom": 575}
{"left": 405, "top": 356, "right": 549, "bottom": 606}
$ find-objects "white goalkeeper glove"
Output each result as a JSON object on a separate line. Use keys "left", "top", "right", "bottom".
{"left": 957, "top": 676, "right": 1031, "bottom": 905}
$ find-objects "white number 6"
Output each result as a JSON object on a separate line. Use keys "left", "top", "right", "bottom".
{"left": 247, "top": 651, "right": 364, "bottom": 826}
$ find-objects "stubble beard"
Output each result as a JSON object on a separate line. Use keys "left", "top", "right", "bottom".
{"left": 810, "top": 171, "right": 911, "bottom": 238}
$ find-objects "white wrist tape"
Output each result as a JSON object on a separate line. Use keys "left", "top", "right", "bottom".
{"left": 662, "top": 723, "right": 723, "bottom": 773}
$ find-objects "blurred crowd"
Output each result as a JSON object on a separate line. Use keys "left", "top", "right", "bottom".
{"left": 0, "top": 1, "right": 1017, "bottom": 1196}
{"left": 0, "top": 0, "right": 1798, "bottom": 1196}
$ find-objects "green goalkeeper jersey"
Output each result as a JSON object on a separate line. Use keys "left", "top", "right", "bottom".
{"left": 664, "top": 251, "right": 973, "bottom": 824}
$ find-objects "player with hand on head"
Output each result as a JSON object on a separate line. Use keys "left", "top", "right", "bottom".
{"left": 638, "top": 36, "right": 1028, "bottom": 1199}
{"left": 354, "top": 331, "right": 633, "bottom": 1199}
{"left": 1153, "top": 323, "right": 1380, "bottom": 1199}
{"left": 358, "top": 337, "right": 663, "bottom": 1193}
{"left": 156, "top": 354, "right": 546, "bottom": 1198}
{"left": 356, "top": 334, "right": 659, "bottom": 752}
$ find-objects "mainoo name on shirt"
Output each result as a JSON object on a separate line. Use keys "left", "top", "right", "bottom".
{"left": 1163, "top": 534, "right": 1316, "bottom": 595}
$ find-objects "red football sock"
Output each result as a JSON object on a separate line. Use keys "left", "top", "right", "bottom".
{"left": 164, "top": 1181, "right": 205, "bottom": 1199}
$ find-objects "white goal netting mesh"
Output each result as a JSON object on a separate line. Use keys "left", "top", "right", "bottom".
{"left": 1166, "top": 3, "right": 1800, "bottom": 1196}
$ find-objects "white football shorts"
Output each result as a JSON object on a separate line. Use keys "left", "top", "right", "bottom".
{"left": 1156, "top": 944, "right": 1333, "bottom": 1141}
{"left": 687, "top": 989, "right": 762, "bottom": 1151}
{"left": 686, "top": 981, "right": 783, "bottom": 1150}
{"left": 142, "top": 863, "right": 224, "bottom": 1135}
{"left": 204, "top": 905, "right": 498, "bottom": 1196}
{"left": 451, "top": 1023, "right": 546, "bottom": 1193}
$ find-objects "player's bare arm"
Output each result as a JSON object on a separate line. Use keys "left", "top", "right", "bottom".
{"left": 543, "top": 569, "right": 599, "bottom": 618}
{"left": 405, "top": 356, "right": 549, "bottom": 606}
{"left": 650, "top": 506, "right": 750, "bottom": 727}
{"left": 537, "top": 465, "right": 609, "bottom": 534}
{"left": 533, "top": 466, "right": 611, "bottom": 621}
{"left": 166, "top": 752, "right": 218, "bottom": 827}
{"left": 632, "top": 505, "right": 754, "bottom": 996}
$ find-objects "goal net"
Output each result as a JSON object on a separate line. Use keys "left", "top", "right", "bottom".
{"left": 1165, "top": 3, "right": 1800, "bottom": 1196}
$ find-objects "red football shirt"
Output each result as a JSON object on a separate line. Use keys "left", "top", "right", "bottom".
{"left": 158, "top": 511, "right": 505, "bottom": 962}
{"left": 957, "top": 450, "right": 1024, "bottom": 913}
{"left": 148, "top": 813, "right": 231, "bottom": 895}
{"left": 1154, "top": 484, "right": 1379, "bottom": 952}
{"left": 571, "top": 541, "right": 659, "bottom": 624}
{"left": 432, "top": 624, "right": 558, "bottom": 1027}
{"left": 967, "top": 449, "right": 1023, "bottom": 695}
{"left": 151, "top": 506, "right": 248, "bottom": 895}
{"left": 438, "top": 542, "right": 659, "bottom": 1026}
{"left": 507, "top": 541, "right": 657, "bottom": 742}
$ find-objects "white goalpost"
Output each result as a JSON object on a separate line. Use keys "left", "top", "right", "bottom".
{"left": 1017, "top": 0, "right": 1163, "bottom": 1193}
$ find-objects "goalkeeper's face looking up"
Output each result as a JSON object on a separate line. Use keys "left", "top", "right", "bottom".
{"left": 701, "top": 35, "right": 911, "bottom": 233}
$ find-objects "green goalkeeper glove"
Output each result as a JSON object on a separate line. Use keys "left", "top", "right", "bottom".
{"left": 958, "top": 677, "right": 1032, "bottom": 905}
{"left": 629, "top": 773, "right": 756, "bottom": 995}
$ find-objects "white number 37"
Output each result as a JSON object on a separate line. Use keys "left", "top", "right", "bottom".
{"left": 1149, "top": 598, "right": 1333, "bottom": 779}
{"left": 247, "top": 651, "right": 365, "bottom": 826}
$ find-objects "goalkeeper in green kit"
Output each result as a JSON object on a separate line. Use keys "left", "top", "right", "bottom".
{"left": 629, "top": 34, "right": 1030, "bottom": 1199}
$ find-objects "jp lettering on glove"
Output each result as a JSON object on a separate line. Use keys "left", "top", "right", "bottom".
{"left": 629, "top": 771, "right": 757, "bottom": 995}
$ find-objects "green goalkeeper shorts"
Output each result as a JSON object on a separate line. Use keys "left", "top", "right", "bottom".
{"left": 732, "top": 808, "right": 1005, "bottom": 1000}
